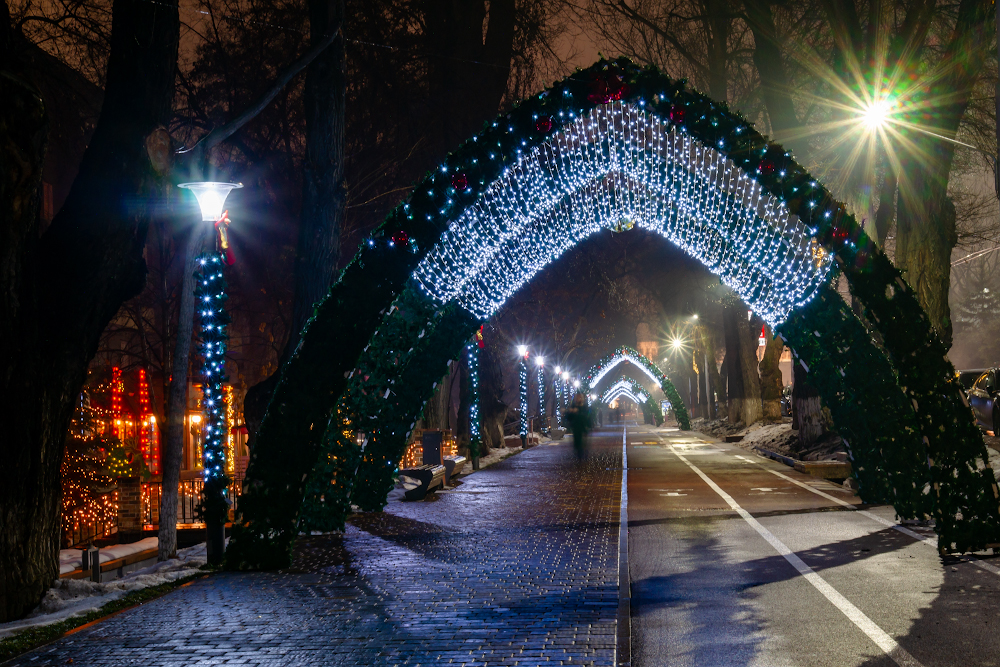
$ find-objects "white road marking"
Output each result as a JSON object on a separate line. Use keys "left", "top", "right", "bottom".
{"left": 756, "top": 461, "right": 1000, "bottom": 576}
{"left": 670, "top": 446, "right": 924, "bottom": 667}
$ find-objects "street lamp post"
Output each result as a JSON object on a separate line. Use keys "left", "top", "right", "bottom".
{"left": 536, "top": 356, "right": 548, "bottom": 437}
{"left": 517, "top": 345, "right": 529, "bottom": 448}
{"left": 554, "top": 366, "right": 563, "bottom": 428}
{"left": 178, "top": 181, "right": 242, "bottom": 566}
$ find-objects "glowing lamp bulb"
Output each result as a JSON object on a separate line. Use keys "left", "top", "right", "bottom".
{"left": 517, "top": 345, "right": 528, "bottom": 357}
{"left": 555, "top": 366, "right": 561, "bottom": 374}
{"left": 573, "top": 380, "right": 581, "bottom": 388}
{"left": 178, "top": 182, "right": 243, "bottom": 221}
{"left": 535, "top": 356, "right": 545, "bottom": 367}
{"left": 671, "top": 338, "right": 683, "bottom": 350}
{"left": 562, "top": 372, "right": 570, "bottom": 381}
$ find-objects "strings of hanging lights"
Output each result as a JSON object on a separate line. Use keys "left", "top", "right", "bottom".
{"left": 411, "top": 102, "right": 832, "bottom": 328}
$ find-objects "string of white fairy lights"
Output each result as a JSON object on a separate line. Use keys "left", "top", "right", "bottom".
{"left": 412, "top": 101, "right": 832, "bottom": 328}
{"left": 587, "top": 348, "right": 662, "bottom": 390}
{"left": 601, "top": 377, "right": 649, "bottom": 405}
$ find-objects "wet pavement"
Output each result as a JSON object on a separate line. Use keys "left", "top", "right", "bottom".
{"left": 627, "top": 424, "right": 1000, "bottom": 667}
{"left": 11, "top": 423, "right": 1000, "bottom": 667}
{"left": 8, "top": 434, "right": 623, "bottom": 667}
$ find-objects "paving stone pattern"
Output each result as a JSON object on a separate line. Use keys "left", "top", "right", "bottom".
{"left": 9, "top": 435, "right": 621, "bottom": 666}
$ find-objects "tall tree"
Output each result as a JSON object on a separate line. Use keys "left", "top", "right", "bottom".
{"left": 242, "top": 0, "right": 346, "bottom": 448}
{"left": 1, "top": 0, "right": 180, "bottom": 621}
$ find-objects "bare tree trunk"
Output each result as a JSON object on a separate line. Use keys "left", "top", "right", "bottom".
{"left": 792, "top": 357, "right": 823, "bottom": 446}
{"left": 702, "top": 328, "right": 726, "bottom": 421}
{"left": 759, "top": 329, "right": 784, "bottom": 421}
{"left": 896, "top": 165, "right": 957, "bottom": 347}
{"left": 243, "top": 0, "right": 346, "bottom": 445}
{"left": 724, "top": 300, "right": 762, "bottom": 426}
{"left": 158, "top": 225, "right": 206, "bottom": 561}
{"left": 723, "top": 302, "right": 744, "bottom": 425}
{"left": 479, "top": 323, "right": 506, "bottom": 454}
{"left": 743, "top": 0, "right": 810, "bottom": 163}
{"left": 1, "top": 0, "right": 179, "bottom": 622}
{"left": 737, "top": 311, "right": 763, "bottom": 426}
{"left": 873, "top": 167, "right": 896, "bottom": 246}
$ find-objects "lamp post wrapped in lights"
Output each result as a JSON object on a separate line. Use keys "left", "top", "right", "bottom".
{"left": 178, "top": 181, "right": 242, "bottom": 565}
{"left": 535, "top": 356, "right": 548, "bottom": 437}
{"left": 517, "top": 345, "right": 528, "bottom": 447}
{"left": 554, "top": 366, "right": 563, "bottom": 428}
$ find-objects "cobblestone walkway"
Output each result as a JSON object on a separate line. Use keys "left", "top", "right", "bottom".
{"left": 9, "top": 434, "right": 622, "bottom": 666}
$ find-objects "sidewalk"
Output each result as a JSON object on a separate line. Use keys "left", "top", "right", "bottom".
{"left": 8, "top": 435, "right": 622, "bottom": 666}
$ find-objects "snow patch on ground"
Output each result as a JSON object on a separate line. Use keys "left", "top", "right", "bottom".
{"left": 0, "top": 542, "right": 208, "bottom": 639}
{"left": 696, "top": 418, "right": 848, "bottom": 461}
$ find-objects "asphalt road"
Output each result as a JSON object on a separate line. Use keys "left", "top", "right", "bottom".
{"left": 620, "top": 422, "right": 1000, "bottom": 667}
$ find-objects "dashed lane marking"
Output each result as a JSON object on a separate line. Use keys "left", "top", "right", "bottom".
{"left": 670, "top": 446, "right": 925, "bottom": 667}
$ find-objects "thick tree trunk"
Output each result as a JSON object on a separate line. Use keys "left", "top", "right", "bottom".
{"left": 424, "top": 0, "right": 515, "bottom": 152}
{"left": 896, "top": 164, "right": 957, "bottom": 347}
{"left": 1, "top": 0, "right": 179, "bottom": 622}
{"left": 702, "top": 328, "right": 726, "bottom": 421}
{"left": 0, "top": 57, "right": 50, "bottom": 625}
{"left": 792, "top": 357, "right": 823, "bottom": 446}
{"left": 743, "top": 0, "right": 810, "bottom": 163}
{"left": 759, "top": 329, "right": 784, "bottom": 421}
{"left": 243, "top": 0, "right": 346, "bottom": 446}
{"left": 723, "top": 300, "right": 762, "bottom": 426}
{"left": 723, "top": 303, "right": 744, "bottom": 425}
{"left": 158, "top": 225, "right": 206, "bottom": 561}
{"left": 873, "top": 167, "right": 896, "bottom": 246}
{"left": 478, "top": 323, "right": 507, "bottom": 454}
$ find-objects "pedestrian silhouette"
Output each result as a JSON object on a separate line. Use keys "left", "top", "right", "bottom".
{"left": 565, "top": 393, "right": 592, "bottom": 460}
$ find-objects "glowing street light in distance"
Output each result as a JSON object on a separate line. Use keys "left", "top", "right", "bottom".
{"left": 517, "top": 345, "right": 528, "bottom": 357}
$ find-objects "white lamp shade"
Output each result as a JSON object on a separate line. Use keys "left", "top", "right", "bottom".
{"left": 179, "top": 182, "right": 243, "bottom": 221}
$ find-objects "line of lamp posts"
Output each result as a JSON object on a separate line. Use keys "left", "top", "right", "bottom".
{"left": 515, "top": 345, "right": 583, "bottom": 448}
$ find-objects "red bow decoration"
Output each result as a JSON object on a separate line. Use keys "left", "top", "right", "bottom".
{"left": 587, "top": 68, "right": 630, "bottom": 104}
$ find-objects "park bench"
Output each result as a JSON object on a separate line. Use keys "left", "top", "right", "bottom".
{"left": 442, "top": 454, "right": 467, "bottom": 485}
{"left": 399, "top": 464, "right": 446, "bottom": 500}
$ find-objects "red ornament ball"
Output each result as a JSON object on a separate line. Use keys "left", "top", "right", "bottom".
{"left": 391, "top": 230, "right": 409, "bottom": 246}
{"left": 759, "top": 159, "right": 776, "bottom": 175}
{"left": 668, "top": 106, "right": 685, "bottom": 124}
{"left": 536, "top": 116, "right": 553, "bottom": 133}
{"left": 451, "top": 173, "right": 468, "bottom": 191}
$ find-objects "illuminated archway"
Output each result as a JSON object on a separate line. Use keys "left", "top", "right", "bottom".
{"left": 599, "top": 376, "right": 664, "bottom": 426}
{"left": 582, "top": 346, "right": 689, "bottom": 430}
{"left": 228, "top": 59, "right": 999, "bottom": 570}
{"left": 602, "top": 377, "right": 649, "bottom": 405}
